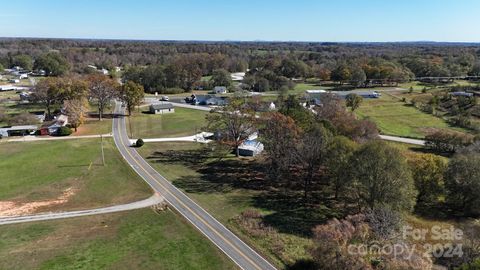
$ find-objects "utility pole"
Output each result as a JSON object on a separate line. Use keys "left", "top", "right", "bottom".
{"left": 101, "top": 135, "right": 105, "bottom": 166}
{"left": 129, "top": 117, "right": 134, "bottom": 139}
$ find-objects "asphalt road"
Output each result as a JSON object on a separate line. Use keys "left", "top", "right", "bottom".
{"left": 379, "top": 135, "right": 426, "bottom": 146}
{"left": 2, "top": 134, "right": 113, "bottom": 143}
{"left": 112, "top": 102, "right": 276, "bottom": 270}
{"left": 0, "top": 194, "right": 163, "bottom": 226}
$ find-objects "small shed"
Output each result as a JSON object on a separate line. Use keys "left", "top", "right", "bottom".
{"left": 238, "top": 140, "right": 264, "bottom": 157}
{"left": 150, "top": 103, "right": 175, "bottom": 114}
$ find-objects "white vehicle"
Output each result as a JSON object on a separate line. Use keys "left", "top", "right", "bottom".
{"left": 160, "top": 96, "right": 169, "bottom": 101}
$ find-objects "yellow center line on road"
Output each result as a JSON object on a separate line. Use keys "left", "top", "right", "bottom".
{"left": 114, "top": 113, "right": 265, "bottom": 270}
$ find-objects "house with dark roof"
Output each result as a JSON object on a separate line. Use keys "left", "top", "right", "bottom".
{"left": 149, "top": 103, "right": 175, "bottom": 114}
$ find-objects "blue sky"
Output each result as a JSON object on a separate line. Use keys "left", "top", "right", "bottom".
{"left": 0, "top": 0, "right": 479, "bottom": 42}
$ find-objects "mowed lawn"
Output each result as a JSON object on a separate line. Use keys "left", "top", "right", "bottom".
{"left": 355, "top": 95, "right": 465, "bottom": 138}
{"left": 0, "top": 209, "right": 236, "bottom": 270}
{"left": 128, "top": 107, "right": 208, "bottom": 138}
{"left": 71, "top": 118, "right": 112, "bottom": 136}
{"left": 0, "top": 139, "right": 151, "bottom": 210}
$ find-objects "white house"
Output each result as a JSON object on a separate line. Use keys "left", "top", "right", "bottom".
{"left": 48, "top": 114, "right": 69, "bottom": 134}
{"left": 214, "top": 86, "right": 228, "bottom": 94}
{"left": 149, "top": 103, "right": 175, "bottom": 114}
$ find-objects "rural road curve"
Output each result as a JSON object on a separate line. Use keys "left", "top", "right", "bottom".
{"left": 0, "top": 194, "right": 163, "bottom": 226}
{"left": 113, "top": 102, "right": 277, "bottom": 270}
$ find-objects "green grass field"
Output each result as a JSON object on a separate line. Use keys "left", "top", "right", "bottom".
{"left": 128, "top": 107, "right": 208, "bottom": 138}
{"left": 137, "top": 142, "right": 313, "bottom": 268}
{"left": 0, "top": 139, "right": 151, "bottom": 210}
{"left": 0, "top": 209, "right": 236, "bottom": 270}
{"left": 355, "top": 94, "right": 467, "bottom": 138}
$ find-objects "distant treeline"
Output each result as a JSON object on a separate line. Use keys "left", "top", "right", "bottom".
{"left": 1, "top": 39, "right": 480, "bottom": 93}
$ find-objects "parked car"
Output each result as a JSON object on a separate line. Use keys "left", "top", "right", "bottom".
{"left": 160, "top": 96, "right": 169, "bottom": 101}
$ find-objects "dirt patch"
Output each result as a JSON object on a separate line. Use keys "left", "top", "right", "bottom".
{"left": 70, "top": 118, "right": 93, "bottom": 136}
{"left": 0, "top": 188, "right": 77, "bottom": 217}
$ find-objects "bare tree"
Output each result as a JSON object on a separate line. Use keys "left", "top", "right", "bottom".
{"left": 259, "top": 112, "right": 301, "bottom": 181}
{"left": 295, "top": 124, "right": 331, "bottom": 200}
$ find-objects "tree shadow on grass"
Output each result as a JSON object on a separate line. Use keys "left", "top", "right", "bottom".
{"left": 146, "top": 147, "right": 212, "bottom": 167}
{"left": 169, "top": 159, "right": 270, "bottom": 194}
{"left": 252, "top": 190, "right": 342, "bottom": 237}
{"left": 146, "top": 147, "right": 343, "bottom": 237}
{"left": 286, "top": 259, "right": 317, "bottom": 270}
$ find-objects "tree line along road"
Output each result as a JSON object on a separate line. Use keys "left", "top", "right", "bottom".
{"left": 112, "top": 101, "right": 277, "bottom": 270}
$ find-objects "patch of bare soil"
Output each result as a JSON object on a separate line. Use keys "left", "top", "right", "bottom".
{"left": 0, "top": 188, "right": 77, "bottom": 217}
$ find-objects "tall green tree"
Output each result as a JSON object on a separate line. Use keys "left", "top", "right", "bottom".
{"left": 445, "top": 154, "right": 480, "bottom": 217}
{"left": 210, "top": 69, "right": 232, "bottom": 87}
{"left": 326, "top": 136, "right": 357, "bottom": 199}
{"left": 346, "top": 141, "right": 417, "bottom": 211}
{"left": 331, "top": 64, "right": 351, "bottom": 84}
{"left": 279, "top": 95, "right": 314, "bottom": 131}
{"left": 120, "top": 81, "right": 145, "bottom": 116}
{"left": 350, "top": 67, "right": 367, "bottom": 87}
{"left": 12, "top": 54, "right": 33, "bottom": 70}
{"left": 407, "top": 153, "right": 447, "bottom": 213}
{"left": 345, "top": 93, "right": 363, "bottom": 112}
{"left": 34, "top": 52, "right": 70, "bottom": 76}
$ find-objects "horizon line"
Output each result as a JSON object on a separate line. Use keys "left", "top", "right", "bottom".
{"left": 1, "top": 36, "right": 480, "bottom": 44}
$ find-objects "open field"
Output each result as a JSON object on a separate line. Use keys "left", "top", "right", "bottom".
{"left": 355, "top": 94, "right": 468, "bottom": 138}
{"left": 0, "top": 209, "right": 236, "bottom": 270}
{"left": 137, "top": 142, "right": 315, "bottom": 268}
{"left": 0, "top": 138, "right": 151, "bottom": 213}
{"left": 128, "top": 107, "right": 208, "bottom": 138}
